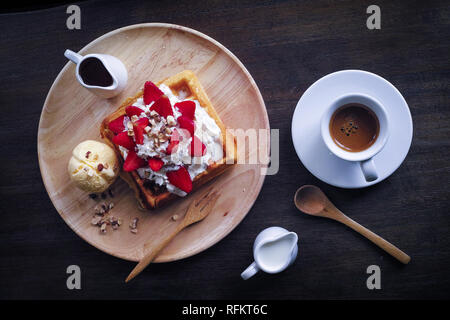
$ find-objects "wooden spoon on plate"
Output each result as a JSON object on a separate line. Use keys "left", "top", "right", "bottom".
{"left": 126, "top": 188, "right": 220, "bottom": 282}
{"left": 294, "top": 185, "right": 410, "bottom": 264}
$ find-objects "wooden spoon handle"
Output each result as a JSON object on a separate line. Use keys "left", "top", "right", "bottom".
{"left": 125, "top": 223, "right": 185, "bottom": 282}
{"left": 336, "top": 214, "right": 411, "bottom": 264}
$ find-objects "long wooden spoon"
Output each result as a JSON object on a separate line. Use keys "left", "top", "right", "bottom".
{"left": 294, "top": 185, "right": 410, "bottom": 264}
{"left": 125, "top": 189, "right": 220, "bottom": 282}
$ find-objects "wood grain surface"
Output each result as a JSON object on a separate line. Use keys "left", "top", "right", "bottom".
{"left": 1, "top": 0, "right": 449, "bottom": 299}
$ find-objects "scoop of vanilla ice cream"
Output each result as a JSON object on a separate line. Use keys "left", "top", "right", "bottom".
{"left": 68, "top": 140, "right": 119, "bottom": 193}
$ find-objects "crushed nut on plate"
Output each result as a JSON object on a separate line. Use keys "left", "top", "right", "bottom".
{"left": 129, "top": 217, "right": 139, "bottom": 229}
{"left": 90, "top": 200, "right": 121, "bottom": 234}
{"left": 91, "top": 216, "right": 102, "bottom": 226}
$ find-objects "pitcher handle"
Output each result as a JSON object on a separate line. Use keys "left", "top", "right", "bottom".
{"left": 241, "top": 262, "right": 259, "bottom": 280}
{"left": 64, "top": 49, "right": 83, "bottom": 64}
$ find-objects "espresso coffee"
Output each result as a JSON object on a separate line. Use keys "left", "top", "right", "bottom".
{"left": 329, "top": 104, "right": 379, "bottom": 152}
{"left": 79, "top": 58, "right": 113, "bottom": 87}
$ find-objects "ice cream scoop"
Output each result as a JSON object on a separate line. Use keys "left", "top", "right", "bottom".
{"left": 68, "top": 140, "right": 119, "bottom": 193}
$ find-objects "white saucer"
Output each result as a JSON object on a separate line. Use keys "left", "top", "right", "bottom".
{"left": 291, "top": 70, "right": 413, "bottom": 188}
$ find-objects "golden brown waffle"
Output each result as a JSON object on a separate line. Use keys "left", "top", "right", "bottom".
{"left": 100, "top": 70, "right": 237, "bottom": 209}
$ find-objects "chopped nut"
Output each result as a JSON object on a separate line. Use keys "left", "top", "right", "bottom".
{"left": 112, "top": 223, "right": 118, "bottom": 230}
{"left": 94, "top": 204, "right": 105, "bottom": 216}
{"left": 171, "top": 214, "right": 179, "bottom": 221}
{"left": 100, "top": 222, "right": 107, "bottom": 233}
{"left": 127, "top": 129, "right": 134, "bottom": 136}
{"left": 101, "top": 202, "right": 109, "bottom": 213}
{"left": 129, "top": 217, "right": 139, "bottom": 229}
{"left": 103, "top": 163, "right": 109, "bottom": 169}
{"left": 166, "top": 115, "right": 176, "bottom": 126}
{"left": 109, "top": 202, "right": 114, "bottom": 210}
{"left": 91, "top": 216, "right": 102, "bottom": 226}
{"left": 165, "top": 127, "right": 172, "bottom": 134}
{"left": 130, "top": 228, "right": 138, "bottom": 234}
{"left": 117, "top": 218, "right": 122, "bottom": 226}
{"left": 97, "top": 163, "right": 104, "bottom": 172}
{"left": 93, "top": 154, "right": 99, "bottom": 161}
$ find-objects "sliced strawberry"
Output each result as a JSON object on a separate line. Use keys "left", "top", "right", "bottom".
{"left": 175, "top": 101, "right": 196, "bottom": 120}
{"left": 135, "top": 117, "right": 149, "bottom": 127}
{"left": 125, "top": 105, "right": 144, "bottom": 118}
{"left": 167, "top": 166, "right": 192, "bottom": 193}
{"left": 150, "top": 95, "right": 173, "bottom": 118}
{"left": 123, "top": 150, "right": 146, "bottom": 172}
{"left": 166, "top": 139, "right": 179, "bottom": 154}
{"left": 108, "top": 115, "right": 125, "bottom": 134}
{"left": 133, "top": 118, "right": 149, "bottom": 145}
{"left": 177, "top": 115, "right": 195, "bottom": 137}
{"left": 112, "top": 132, "right": 135, "bottom": 150}
{"left": 190, "top": 136, "right": 206, "bottom": 157}
{"left": 166, "top": 129, "right": 181, "bottom": 154}
{"left": 148, "top": 157, "right": 164, "bottom": 171}
{"left": 133, "top": 126, "right": 145, "bottom": 145}
{"left": 143, "top": 81, "right": 164, "bottom": 105}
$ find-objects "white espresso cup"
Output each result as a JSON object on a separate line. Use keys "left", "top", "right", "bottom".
{"left": 321, "top": 93, "right": 390, "bottom": 182}
{"left": 64, "top": 49, "right": 127, "bottom": 99}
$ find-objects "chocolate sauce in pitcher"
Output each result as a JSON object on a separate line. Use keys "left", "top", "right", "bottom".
{"left": 78, "top": 57, "right": 113, "bottom": 87}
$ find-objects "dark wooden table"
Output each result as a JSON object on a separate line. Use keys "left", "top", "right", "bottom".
{"left": 1, "top": 0, "right": 449, "bottom": 300}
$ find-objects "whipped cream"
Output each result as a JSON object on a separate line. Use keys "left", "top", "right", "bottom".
{"left": 120, "top": 84, "right": 223, "bottom": 196}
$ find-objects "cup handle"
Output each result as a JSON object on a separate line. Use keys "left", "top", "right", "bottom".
{"left": 241, "top": 262, "right": 259, "bottom": 280}
{"left": 64, "top": 49, "right": 82, "bottom": 64}
{"left": 360, "top": 158, "right": 378, "bottom": 182}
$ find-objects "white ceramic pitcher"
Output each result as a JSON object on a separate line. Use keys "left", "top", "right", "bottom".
{"left": 64, "top": 49, "right": 128, "bottom": 99}
{"left": 241, "top": 227, "right": 298, "bottom": 280}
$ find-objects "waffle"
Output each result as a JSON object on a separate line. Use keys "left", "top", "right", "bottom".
{"left": 100, "top": 70, "right": 237, "bottom": 209}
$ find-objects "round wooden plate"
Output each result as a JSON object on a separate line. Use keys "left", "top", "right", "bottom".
{"left": 38, "top": 23, "right": 269, "bottom": 262}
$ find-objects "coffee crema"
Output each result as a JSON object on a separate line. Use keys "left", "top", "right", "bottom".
{"left": 329, "top": 104, "right": 379, "bottom": 152}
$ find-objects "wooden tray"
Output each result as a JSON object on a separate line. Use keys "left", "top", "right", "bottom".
{"left": 38, "top": 23, "right": 269, "bottom": 262}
